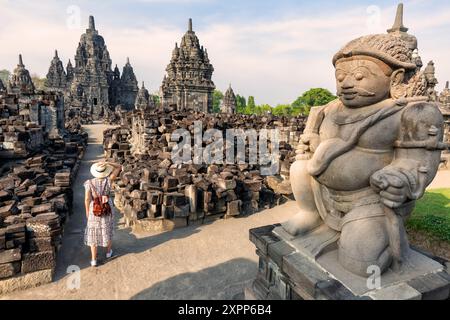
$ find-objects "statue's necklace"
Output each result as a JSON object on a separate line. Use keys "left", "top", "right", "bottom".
{"left": 332, "top": 99, "right": 396, "bottom": 125}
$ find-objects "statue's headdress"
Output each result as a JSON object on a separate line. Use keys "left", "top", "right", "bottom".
{"left": 332, "top": 3, "right": 435, "bottom": 98}
{"left": 332, "top": 34, "right": 417, "bottom": 71}
{"left": 333, "top": 3, "right": 419, "bottom": 71}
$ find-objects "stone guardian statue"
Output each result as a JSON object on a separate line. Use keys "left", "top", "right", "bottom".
{"left": 282, "top": 10, "right": 446, "bottom": 277}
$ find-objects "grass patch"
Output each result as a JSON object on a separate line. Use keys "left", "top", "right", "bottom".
{"left": 406, "top": 188, "right": 450, "bottom": 242}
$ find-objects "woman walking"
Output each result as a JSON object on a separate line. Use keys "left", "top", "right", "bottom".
{"left": 84, "top": 161, "right": 122, "bottom": 267}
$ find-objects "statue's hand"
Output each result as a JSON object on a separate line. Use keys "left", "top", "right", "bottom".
{"left": 370, "top": 169, "right": 410, "bottom": 209}
{"left": 299, "top": 133, "right": 320, "bottom": 153}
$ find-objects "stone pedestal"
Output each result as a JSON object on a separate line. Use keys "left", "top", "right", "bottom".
{"left": 245, "top": 224, "right": 450, "bottom": 300}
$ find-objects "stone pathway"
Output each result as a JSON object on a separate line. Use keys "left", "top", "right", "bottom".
{"left": 1, "top": 123, "right": 298, "bottom": 299}
{"left": 1, "top": 124, "right": 449, "bottom": 300}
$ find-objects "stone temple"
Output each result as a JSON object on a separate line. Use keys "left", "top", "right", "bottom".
{"left": 160, "top": 19, "right": 215, "bottom": 113}
{"left": 221, "top": 84, "right": 237, "bottom": 114}
{"left": 7, "top": 54, "right": 35, "bottom": 95}
{"left": 135, "top": 82, "right": 155, "bottom": 111}
{"left": 46, "top": 50, "right": 67, "bottom": 90}
{"left": 46, "top": 16, "right": 139, "bottom": 119}
{"left": 0, "top": 78, "right": 5, "bottom": 93}
{"left": 439, "top": 81, "right": 450, "bottom": 107}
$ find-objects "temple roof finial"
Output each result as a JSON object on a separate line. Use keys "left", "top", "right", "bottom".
{"left": 19, "top": 54, "right": 24, "bottom": 66}
{"left": 55, "top": 50, "right": 58, "bottom": 58}
{"left": 89, "top": 15, "right": 96, "bottom": 30}
{"left": 142, "top": 81, "right": 145, "bottom": 88}
{"left": 188, "top": 18, "right": 193, "bottom": 32}
{"left": 387, "top": 3, "right": 408, "bottom": 33}
{"left": 446, "top": 81, "right": 449, "bottom": 89}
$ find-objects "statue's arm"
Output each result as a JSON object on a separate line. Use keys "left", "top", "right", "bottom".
{"left": 297, "top": 99, "right": 338, "bottom": 158}
{"left": 371, "top": 102, "right": 446, "bottom": 208}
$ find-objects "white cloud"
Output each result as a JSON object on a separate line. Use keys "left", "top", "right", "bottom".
{"left": 0, "top": 1, "right": 449, "bottom": 105}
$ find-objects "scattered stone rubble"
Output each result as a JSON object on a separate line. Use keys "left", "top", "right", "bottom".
{"left": 103, "top": 108, "right": 305, "bottom": 232}
{"left": 1, "top": 66, "right": 65, "bottom": 158}
{"left": 0, "top": 53, "right": 88, "bottom": 291}
{"left": 0, "top": 128, "right": 87, "bottom": 288}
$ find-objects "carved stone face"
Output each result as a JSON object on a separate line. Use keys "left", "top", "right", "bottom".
{"left": 335, "top": 58, "right": 392, "bottom": 108}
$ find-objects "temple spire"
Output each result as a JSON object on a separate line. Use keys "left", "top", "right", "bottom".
{"left": 126, "top": 57, "right": 130, "bottom": 65}
{"left": 55, "top": 50, "right": 58, "bottom": 58}
{"left": 89, "top": 15, "right": 96, "bottom": 30}
{"left": 19, "top": 54, "right": 24, "bottom": 66}
{"left": 446, "top": 81, "right": 449, "bottom": 89}
{"left": 188, "top": 18, "right": 193, "bottom": 32}
{"left": 387, "top": 3, "right": 408, "bottom": 33}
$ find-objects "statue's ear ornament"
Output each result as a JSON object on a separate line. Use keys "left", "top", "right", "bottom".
{"left": 391, "top": 83, "right": 407, "bottom": 100}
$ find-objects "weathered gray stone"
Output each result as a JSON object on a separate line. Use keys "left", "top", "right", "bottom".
{"left": 62, "top": 16, "right": 139, "bottom": 119}
{"left": 0, "top": 262, "right": 21, "bottom": 280}
{"left": 282, "top": 2, "right": 446, "bottom": 277}
{"left": 221, "top": 85, "right": 237, "bottom": 114}
{"left": 46, "top": 50, "right": 66, "bottom": 91}
{"left": 247, "top": 4, "right": 450, "bottom": 300}
{"left": 226, "top": 200, "right": 241, "bottom": 217}
{"left": 0, "top": 269, "right": 53, "bottom": 295}
{"left": 21, "top": 250, "right": 56, "bottom": 274}
{"left": 407, "top": 272, "right": 450, "bottom": 300}
{"left": 0, "top": 249, "right": 21, "bottom": 264}
{"left": 7, "top": 55, "right": 35, "bottom": 95}
{"left": 367, "top": 283, "right": 422, "bottom": 300}
{"left": 160, "top": 19, "right": 215, "bottom": 112}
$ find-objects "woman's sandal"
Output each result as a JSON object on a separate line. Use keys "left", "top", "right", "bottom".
{"left": 106, "top": 250, "right": 114, "bottom": 259}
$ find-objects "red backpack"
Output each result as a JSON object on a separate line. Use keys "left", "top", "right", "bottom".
{"left": 90, "top": 179, "right": 112, "bottom": 217}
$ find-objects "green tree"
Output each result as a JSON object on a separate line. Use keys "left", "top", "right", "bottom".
{"left": 292, "top": 88, "right": 336, "bottom": 115}
{"left": 244, "top": 96, "right": 256, "bottom": 114}
{"left": 212, "top": 89, "right": 224, "bottom": 113}
{"left": 272, "top": 104, "right": 292, "bottom": 116}
{"left": 255, "top": 104, "right": 272, "bottom": 115}
{"left": 31, "top": 74, "right": 46, "bottom": 91}
{"left": 0, "top": 69, "right": 10, "bottom": 84}
{"left": 151, "top": 94, "right": 160, "bottom": 107}
{"left": 236, "top": 94, "right": 246, "bottom": 114}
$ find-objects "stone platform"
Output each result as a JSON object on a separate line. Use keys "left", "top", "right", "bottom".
{"left": 0, "top": 269, "right": 53, "bottom": 295}
{"left": 245, "top": 224, "right": 450, "bottom": 300}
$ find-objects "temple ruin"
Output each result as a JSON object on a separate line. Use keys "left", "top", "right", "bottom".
{"left": 7, "top": 55, "right": 35, "bottom": 96}
{"left": 160, "top": 19, "right": 215, "bottom": 113}
{"left": 46, "top": 16, "right": 139, "bottom": 119}
{"left": 221, "top": 85, "right": 237, "bottom": 114}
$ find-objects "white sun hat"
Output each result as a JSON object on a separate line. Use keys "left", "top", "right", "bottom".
{"left": 90, "top": 162, "right": 113, "bottom": 179}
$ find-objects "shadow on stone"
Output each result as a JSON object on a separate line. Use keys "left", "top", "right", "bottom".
{"left": 53, "top": 210, "right": 202, "bottom": 281}
{"left": 129, "top": 258, "right": 255, "bottom": 300}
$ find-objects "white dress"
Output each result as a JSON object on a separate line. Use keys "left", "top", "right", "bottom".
{"left": 84, "top": 177, "right": 114, "bottom": 247}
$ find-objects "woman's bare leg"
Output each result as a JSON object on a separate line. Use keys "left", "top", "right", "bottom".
{"left": 90, "top": 245, "right": 97, "bottom": 261}
{"left": 107, "top": 241, "right": 112, "bottom": 255}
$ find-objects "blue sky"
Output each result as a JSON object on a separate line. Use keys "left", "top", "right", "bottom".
{"left": 1, "top": 0, "right": 450, "bottom": 105}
